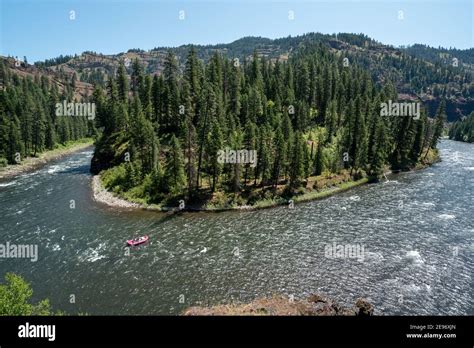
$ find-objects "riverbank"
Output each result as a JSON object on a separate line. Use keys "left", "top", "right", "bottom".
{"left": 0, "top": 139, "right": 94, "bottom": 181}
{"left": 92, "top": 149, "right": 440, "bottom": 212}
{"left": 92, "top": 174, "right": 370, "bottom": 212}
{"left": 92, "top": 175, "right": 143, "bottom": 209}
{"left": 183, "top": 294, "right": 374, "bottom": 316}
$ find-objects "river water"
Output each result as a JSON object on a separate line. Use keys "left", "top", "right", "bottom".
{"left": 0, "top": 140, "right": 472, "bottom": 315}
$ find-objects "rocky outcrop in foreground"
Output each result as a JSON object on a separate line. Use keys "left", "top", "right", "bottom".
{"left": 183, "top": 294, "right": 374, "bottom": 316}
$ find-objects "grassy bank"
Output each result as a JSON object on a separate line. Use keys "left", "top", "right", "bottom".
{"left": 93, "top": 173, "right": 369, "bottom": 212}
{"left": 93, "top": 147, "right": 441, "bottom": 213}
{"left": 0, "top": 138, "right": 94, "bottom": 181}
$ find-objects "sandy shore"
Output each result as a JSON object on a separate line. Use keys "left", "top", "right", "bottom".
{"left": 0, "top": 141, "right": 94, "bottom": 181}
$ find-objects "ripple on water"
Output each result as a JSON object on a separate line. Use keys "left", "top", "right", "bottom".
{"left": 0, "top": 140, "right": 472, "bottom": 315}
{"left": 78, "top": 243, "right": 107, "bottom": 263}
{"left": 404, "top": 250, "right": 424, "bottom": 265}
{"left": 0, "top": 181, "right": 16, "bottom": 187}
{"left": 438, "top": 214, "right": 456, "bottom": 220}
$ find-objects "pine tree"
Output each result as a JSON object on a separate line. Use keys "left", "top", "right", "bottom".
{"left": 256, "top": 124, "right": 272, "bottom": 186}
{"left": 117, "top": 63, "right": 129, "bottom": 103}
{"left": 368, "top": 116, "right": 388, "bottom": 178}
{"left": 303, "top": 137, "right": 311, "bottom": 178}
{"left": 206, "top": 118, "right": 224, "bottom": 192}
{"left": 229, "top": 128, "right": 243, "bottom": 192}
{"left": 325, "top": 100, "right": 337, "bottom": 143}
{"left": 184, "top": 47, "right": 202, "bottom": 116}
{"left": 6, "top": 115, "right": 23, "bottom": 164}
{"left": 195, "top": 83, "right": 216, "bottom": 188}
{"left": 351, "top": 97, "right": 368, "bottom": 173}
{"left": 163, "top": 52, "right": 180, "bottom": 134}
{"left": 184, "top": 115, "right": 197, "bottom": 195}
{"left": 228, "top": 62, "right": 241, "bottom": 118}
{"left": 314, "top": 142, "right": 323, "bottom": 176}
{"left": 31, "top": 105, "right": 46, "bottom": 156}
{"left": 0, "top": 93, "right": 10, "bottom": 160}
{"left": 430, "top": 99, "right": 446, "bottom": 149}
{"left": 271, "top": 125, "right": 286, "bottom": 188}
{"left": 243, "top": 119, "right": 257, "bottom": 186}
{"left": 131, "top": 58, "right": 144, "bottom": 94}
{"left": 164, "top": 135, "right": 186, "bottom": 195}
{"left": 295, "top": 61, "right": 310, "bottom": 103}
{"left": 105, "top": 78, "right": 119, "bottom": 134}
{"left": 411, "top": 108, "right": 426, "bottom": 163}
{"left": 151, "top": 75, "right": 162, "bottom": 125}
{"left": 130, "top": 98, "right": 156, "bottom": 173}
{"left": 289, "top": 132, "right": 305, "bottom": 188}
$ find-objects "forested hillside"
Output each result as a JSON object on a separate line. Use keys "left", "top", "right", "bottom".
{"left": 33, "top": 33, "right": 474, "bottom": 121}
{"left": 0, "top": 59, "right": 96, "bottom": 166}
{"left": 90, "top": 43, "right": 445, "bottom": 209}
{"left": 1, "top": 32, "right": 470, "bottom": 208}
{"left": 449, "top": 112, "right": 474, "bottom": 143}
{"left": 403, "top": 44, "right": 474, "bottom": 67}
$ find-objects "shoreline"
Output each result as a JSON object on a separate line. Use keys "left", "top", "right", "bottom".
{"left": 91, "top": 174, "right": 370, "bottom": 212}
{"left": 91, "top": 147, "right": 441, "bottom": 213}
{"left": 92, "top": 175, "right": 143, "bottom": 210}
{"left": 0, "top": 140, "right": 94, "bottom": 182}
{"left": 183, "top": 294, "right": 374, "bottom": 316}
{"left": 91, "top": 150, "right": 440, "bottom": 213}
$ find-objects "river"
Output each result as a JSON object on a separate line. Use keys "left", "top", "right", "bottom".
{"left": 0, "top": 140, "right": 472, "bottom": 315}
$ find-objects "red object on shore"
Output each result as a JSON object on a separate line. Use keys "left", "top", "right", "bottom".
{"left": 126, "top": 235, "right": 149, "bottom": 246}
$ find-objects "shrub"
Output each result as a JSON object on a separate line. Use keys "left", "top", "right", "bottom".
{"left": 0, "top": 273, "right": 51, "bottom": 315}
{"left": 101, "top": 163, "right": 128, "bottom": 192}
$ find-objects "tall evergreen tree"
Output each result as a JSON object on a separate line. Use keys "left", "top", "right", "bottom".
{"left": 206, "top": 118, "right": 224, "bottom": 192}
{"left": 430, "top": 99, "right": 446, "bottom": 149}
{"left": 314, "top": 142, "right": 323, "bottom": 176}
{"left": 117, "top": 63, "right": 129, "bottom": 103}
{"left": 163, "top": 52, "right": 181, "bottom": 134}
{"left": 289, "top": 132, "right": 305, "bottom": 188}
{"left": 164, "top": 135, "right": 186, "bottom": 195}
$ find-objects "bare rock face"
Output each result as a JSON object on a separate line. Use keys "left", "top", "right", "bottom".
{"left": 183, "top": 294, "right": 374, "bottom": 316}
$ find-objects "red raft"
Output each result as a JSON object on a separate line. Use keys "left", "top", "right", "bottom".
{"left": 126, "top": 235, "right": 149, "bottom": 246}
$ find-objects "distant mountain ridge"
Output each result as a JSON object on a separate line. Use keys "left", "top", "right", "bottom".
{"left": 3, "top": 32, "right": 473, "bottom": 121}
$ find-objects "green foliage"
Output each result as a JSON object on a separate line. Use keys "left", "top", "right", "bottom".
{"left": 431, "top": 100, "right": 446, "bottom": 149}
{"left": 0, "top": 273, "right": 51, "bottom": 315}
{"left": 0, "top": 60, "right": 95, "bottom": 164}
{"left": 449, "top": 111, "right": 474, "bottom": 143}
{"left": 164, "top": 135, "right": 186, "bottom": 195}
{"left": 89, "top": 43, "right": 444, "bottom": 206}
{"left": 314, "top": 142, "right": 323, "bottom": 176}
{"left": 289, "top": 132, "right": 306, "bottom": 188}
{"left": 101, "top": 163, "right": 128, "bottom": 193}
{"left": 206, "top": 119, "right": 224, "bottom": 192}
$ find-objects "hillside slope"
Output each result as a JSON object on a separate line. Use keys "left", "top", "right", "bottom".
{"left": 30, "top": 32, "right": 473, "bottom": 121}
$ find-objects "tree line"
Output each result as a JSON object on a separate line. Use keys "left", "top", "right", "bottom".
{"left": 449, "top": 111, "right": 474, "bottom": 143}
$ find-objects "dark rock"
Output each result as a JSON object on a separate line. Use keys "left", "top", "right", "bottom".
{"left": 307, "top": 293, "right": 328, "bottom": 303}
{"left": 355, "top": 298, "right": 374, "bottom": 316}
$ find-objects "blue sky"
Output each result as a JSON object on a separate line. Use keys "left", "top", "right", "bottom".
{"left": 1, "top": 0, "right": 472, "bottom": 62}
